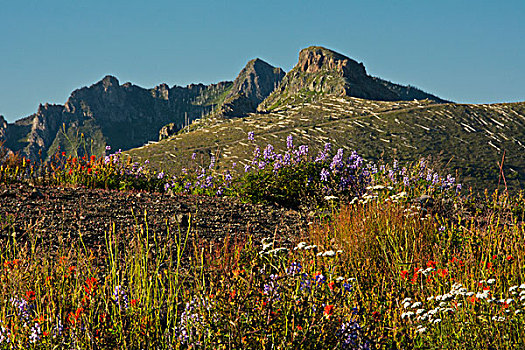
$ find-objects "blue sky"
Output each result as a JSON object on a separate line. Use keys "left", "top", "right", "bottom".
{"left": 1, "top": 0, "right": 524, "bottom": 122}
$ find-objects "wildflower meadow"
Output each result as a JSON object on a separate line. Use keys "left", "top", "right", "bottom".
{"left": 0, "top": 133, "right": 524, "bottom": 349}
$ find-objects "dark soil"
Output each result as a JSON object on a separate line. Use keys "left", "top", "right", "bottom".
{"left": 0, "top": 183, "right": 309, "bottom": 253}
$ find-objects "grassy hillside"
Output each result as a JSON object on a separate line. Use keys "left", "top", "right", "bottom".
{"left": 125, "top": 93, "right": 525, "bottom": 193}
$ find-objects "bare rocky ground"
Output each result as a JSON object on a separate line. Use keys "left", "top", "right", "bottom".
{"left": 0, "top": 183, "right": 309, "bottom": 255}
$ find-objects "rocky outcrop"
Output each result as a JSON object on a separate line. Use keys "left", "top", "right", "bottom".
{"left": 218, "top": 93, "right": 257, "bottom": 118}
{"left": 0, "top": 115, "right": 7, "bottom": 141}
{"left": 259, "top": 46, "right": 448, "bottom": 110}
{"left": 24, "top": 104, "right": 66, "bottom": 159}
{"left": 159, "top": 123, "right": 179, "bottom": 141}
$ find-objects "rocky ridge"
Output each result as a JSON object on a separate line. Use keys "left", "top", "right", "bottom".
{"left": 1, "top": 46, "right": 449, "bottom": 160}
{"left": 2, "top": 77, "right": 235, "bottom": 160}
{"left": 259, "top": 46, "right": 448, "bottom": 111}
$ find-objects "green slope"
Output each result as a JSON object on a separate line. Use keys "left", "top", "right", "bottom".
{"left": 125, "top": 94, "right": 525, "bottom": 193}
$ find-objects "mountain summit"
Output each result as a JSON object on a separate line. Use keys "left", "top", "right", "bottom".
{"left": 216, "top": 58, "right": 285, "bottom": 118}
{"left": 259, "top": 46, "right": 447, "bottom": 110}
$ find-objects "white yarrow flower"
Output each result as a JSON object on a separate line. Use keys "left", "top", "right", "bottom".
{"left": 411, "top": 302, "right": 422, "bottom": 309}
{"left": 401, "top": 311, "right": 414, "bottom": 319}
{"left": 416, "top": 327, "right": 427, "bottom": 333}
{"left": 487, "top": 279, "right": 496, "bottom": 285}
{"left": 294, "top": 242, "right": 307, "bottom": 250}
{"left": 322, "top": 250, "right": 336, "bottom": 257}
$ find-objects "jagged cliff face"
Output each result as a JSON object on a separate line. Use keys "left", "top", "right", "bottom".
{"left": 259, "top": 46, "right": 448, "bottom": 111}
{"left": 1, "top": 76, "right": 233, "bottom": 160}
{"left": 226, "top": 58, "right": 285, "bottom": 106}
{"left": 216, "top": 58, "right": 285, "bottom": 118}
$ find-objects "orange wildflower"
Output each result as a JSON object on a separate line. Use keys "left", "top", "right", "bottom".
{"left": 324, "top": 304, "right": 335, "bottom": 317}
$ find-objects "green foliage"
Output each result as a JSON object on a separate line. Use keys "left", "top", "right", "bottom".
{"left": 240, "top": 161, "right": 324, "bottom": 208}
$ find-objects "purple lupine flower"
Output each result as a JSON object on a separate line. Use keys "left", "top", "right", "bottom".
{"left": 315, "top": 273, "right": 326, "bottom": 284}
{"left": 324, "top": 142, "right": 332, "bottom": 153}
{"left": 432, "top": 173, "right": 439, "bottom": 185}
{"left": 253, "top": 147, "right": 261, "bottom": 159}
{"left": 192, "top": 152, "right": 197, "bottom": 160}
{"left": 283, "top": 153, "right": 291, "bottom": 166}
{"left": 216, "top": 187, "right": 223, "bottom": 196}
{"left": 224, "top": 173, "right": 233, "bottom": 182}
{"left": 263, "top": 144, "right": 275, "bottom": 160}
{"left": 248, "top": 131, "right": 255, "bottom": 141}
{"left": 320, "top": 168, "right": 330, "bottom": 182}
{"left": 315, "top": 151, "right": 327, "bottom": 162}
{"left": 286, "top": 135, "right": 293, "bottom": 149}
{"left": 343, "top": 282, "right": 352, "bottom": 293}
{"left": 10, "top": 297, "right": 32, "bottom": 320}
{"left": 258, "top": 161, "right": 266, "bottom": 169}
{"left": 298, "top": 145, "right": 309, "bottom": 156}
{"left": 286, "top": 262, "right": 302, "bottom": 275}
{"left": 244, "top": 164, "right": 251, "bottom": 172}
{"left": 403, "top": 176, "right": 409, "bottom": 186}
{"left": 157, "top": 171, "right": 165, "bottom": 179}
{"left": 164, "top": 183, "right": 171, "bottom": 191}
{"left": 113, "top": 285, "right": 129, "bottom": 309}
{"left": 446, "top": 174, "right": 455, "bottom": 186}
{"left": 209, "top": 156, "right": 215, "bottom": 170}
{"left": 330, "top": 149, "right": 344, "bottom": 171}
{"left": 144, "top": 160, "right": 150, "bottom": 165}
{"left": 300, "top": 277, "right": 312, "bottom": 291}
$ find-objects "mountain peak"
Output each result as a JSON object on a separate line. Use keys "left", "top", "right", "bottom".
{"left": 218, "top": 58, "right": 285, "bottom": 117}
{"left": 298, "top": 46, "right": 367, "bottom": 78}
{"left": 99, "top": 75, "right": 120, "bottom": 89}
{"left": 259, "top": 46, "right": 447, "bottom": 110}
